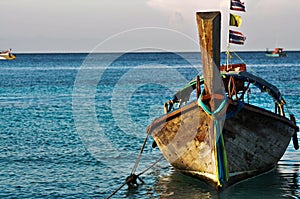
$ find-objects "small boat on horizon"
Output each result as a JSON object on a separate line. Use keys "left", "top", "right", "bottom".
{"left": 265, "top": 48, "right": 287, "bottom": 57}
{"left": 0, "top": 49, "right": 16, "bottom": 60}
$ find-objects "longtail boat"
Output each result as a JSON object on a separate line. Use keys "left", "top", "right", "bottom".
{"left": 265, "top": 48, "right": 287, "bottom": 57}
{"left": 146, "top": 11, "right": 299, "bottom": 190}
{"left": 0, "top": 49, "right": 16, "bottom": 60}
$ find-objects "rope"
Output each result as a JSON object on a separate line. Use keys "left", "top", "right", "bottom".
{"left": 227, "top": 46, "right": 259, "bottom": 76}
{"left": 137, "top": 155, "right": 164, "bottom": 176}
{"left": 105, "top": 155, "right": 163, "bottom": 199}
{"left": 106, "top": 128, "right": 163, "bottom": 199}
{"left": 106, "top": 182, "right": 127, "bottom": 199}
{"left": 198, "top": 93, "right": 228, "bottom": 117}
{"left": 131, "top": 134, "right": 149, "bottom": 174}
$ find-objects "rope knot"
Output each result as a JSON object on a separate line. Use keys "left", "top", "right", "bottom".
{"left": 198, "top": 93, "right": 228, "bottom": 118}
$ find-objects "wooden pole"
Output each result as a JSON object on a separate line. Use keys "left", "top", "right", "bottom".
{"left": 196, "top": 75, "right": 201, "bottom": 99}
{"left": 196, "top": 11, "right": 223, "bottom": 110}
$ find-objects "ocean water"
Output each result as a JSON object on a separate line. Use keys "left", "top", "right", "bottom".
{"left": 0, "top": 52, "right": 299, "bottom": 198}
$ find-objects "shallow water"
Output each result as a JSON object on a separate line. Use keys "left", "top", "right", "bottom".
{"left": 0, "top": 52, "right": 299, "bottom": 198}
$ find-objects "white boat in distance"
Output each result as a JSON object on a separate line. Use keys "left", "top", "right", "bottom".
{"left": 0, "top": 49, "right": 16, "bottom": 60}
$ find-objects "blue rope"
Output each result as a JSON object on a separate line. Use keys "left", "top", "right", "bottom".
{"left": 197, "top": 93, "right": 228, "bottom": 118}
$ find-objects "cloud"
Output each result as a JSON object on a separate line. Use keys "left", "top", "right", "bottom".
{"left": 147, "top": 0, "right": 229, "bottom": 30}
{"left": 147, "top": 0, "right": 197, "bottom": 29}
{"left": 169, "top": 11, "right": 184, "bottom": 30}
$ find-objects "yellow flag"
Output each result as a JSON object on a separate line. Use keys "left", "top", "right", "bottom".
{"left": 230, "top": 13, "right": 242, "bottom": 27}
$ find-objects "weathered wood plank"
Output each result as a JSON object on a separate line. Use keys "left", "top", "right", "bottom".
{"left": 196, "top": 12, "right": 222, "bottom": 100}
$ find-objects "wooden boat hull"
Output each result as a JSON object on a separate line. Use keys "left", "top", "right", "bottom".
{"left": 147, "top": 100, "right": 297, "bottom": 188}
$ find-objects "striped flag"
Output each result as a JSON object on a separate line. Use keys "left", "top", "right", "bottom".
{"left": 229, "top": 13, "right": 242, "bottom": 27}
{"left": 229, "top": 30, "right": 246, "bottom": 45}
{"left": 230, "top": 0, "right": 246, "bottom": 12}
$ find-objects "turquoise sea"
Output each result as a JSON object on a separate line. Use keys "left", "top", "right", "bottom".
{"left": 0, "top": 52, "right": 299, "bottom": 198}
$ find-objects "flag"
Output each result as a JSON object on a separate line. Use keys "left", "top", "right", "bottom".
{"left": 230, "top": 13, "right": 242, "bottom": 27}
{"left": 230, "top": 0, "right": 246, "bottom": 12}
{"left": 229, "top": 30, "right": 246, "bottom": 45}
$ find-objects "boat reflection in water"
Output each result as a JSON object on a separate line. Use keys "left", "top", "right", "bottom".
{"left": 152, "top": 162, "right": 300, "bottom": 198}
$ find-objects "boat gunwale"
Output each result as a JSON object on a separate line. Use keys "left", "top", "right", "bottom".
{"left": 147, "top": 99, "right": 298, "bottom": 133}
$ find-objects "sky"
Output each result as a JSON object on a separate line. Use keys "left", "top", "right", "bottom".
{"left": 1, "top": 0, "right": 300, "bottom": 53}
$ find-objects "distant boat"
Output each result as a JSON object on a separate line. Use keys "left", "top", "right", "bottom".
{"left": 265, "top": 48, "right": 287, "bottom": 57}
{"left": 0, "top": 49, "right": 16, "bottom": 60}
